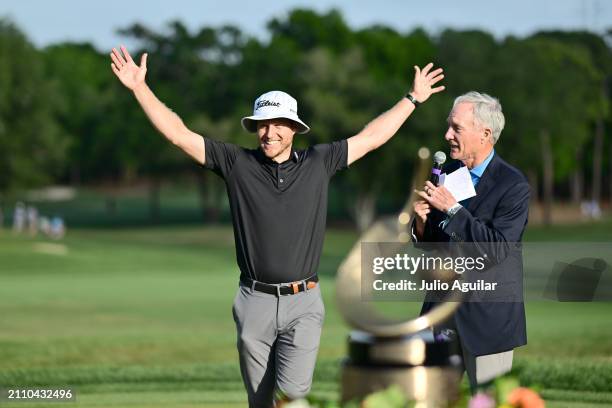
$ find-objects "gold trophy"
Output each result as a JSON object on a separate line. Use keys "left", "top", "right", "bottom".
{"left": 336, "top": 148, "right": 464, "bottom": 407}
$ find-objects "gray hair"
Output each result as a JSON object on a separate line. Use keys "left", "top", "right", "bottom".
{"left": 453, "top": 92, "right": 505, "bottom": 144}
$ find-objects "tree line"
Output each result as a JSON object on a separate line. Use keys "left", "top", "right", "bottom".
{"left": 0, "top": 9, "right": 610, "bottom": 227}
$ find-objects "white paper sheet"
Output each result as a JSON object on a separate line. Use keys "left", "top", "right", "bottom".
{"left": 440, "top": 166, "right": 477, "bottom": 202}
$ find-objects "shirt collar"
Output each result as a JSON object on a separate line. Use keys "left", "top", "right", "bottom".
{"left": 470, "top": 149, "right": 495, "bottom": 179}
{"left": 257, "top": 147, "right": 299, "bottom": 165}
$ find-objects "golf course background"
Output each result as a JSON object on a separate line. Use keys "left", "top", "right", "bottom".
{"left": 1, "top": 190, "right": 612, "bottom": 407}
{"left": 1, "top": 3, "right": 611, "bottom": 406}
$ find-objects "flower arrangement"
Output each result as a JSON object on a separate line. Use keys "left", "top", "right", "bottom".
{"left": 283, "top": 376, "right": 545, "bottom": 408}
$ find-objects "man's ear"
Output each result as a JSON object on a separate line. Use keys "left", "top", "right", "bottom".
{"left": 483, "top": 127, "right": 493, "bottom": 143}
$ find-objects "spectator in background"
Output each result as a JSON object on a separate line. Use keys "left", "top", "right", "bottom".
{"left": 50, "top": 217, "right": 66, "bottom": 240}
{"left": 27, "top": 205, "right": 39, "bottom": 236}
{"left": 39, "top": 216, "right": 51, "bottom": 236}
{"left": 12, "top": 202, "right": 26, "bottom": 233}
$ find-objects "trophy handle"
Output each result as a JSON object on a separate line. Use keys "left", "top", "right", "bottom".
{"left": 335, "top": 147, "right": 464, "bottom": 338}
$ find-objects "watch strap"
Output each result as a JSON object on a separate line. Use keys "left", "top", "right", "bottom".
{"left": 446, "top": 203, "right": 462, "bottom": 218}
{"left": 405, "top": 93, "right": 420, "bottom": 107}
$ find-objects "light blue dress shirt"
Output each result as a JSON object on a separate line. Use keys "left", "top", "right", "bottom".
{"left": 467, "top": 149, "right": 495, "bottom": 188}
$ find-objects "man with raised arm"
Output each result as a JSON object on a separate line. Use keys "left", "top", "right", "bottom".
{"left": 110, "top": 45, "right": 444, "bottom": 407}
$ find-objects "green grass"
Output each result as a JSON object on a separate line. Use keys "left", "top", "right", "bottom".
{"left": 1, "top": 220, "right": 612, "bottom": 407}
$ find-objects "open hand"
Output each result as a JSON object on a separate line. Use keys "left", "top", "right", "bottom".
{"left": 110, "top": 45, "right": 147, "bottom": 91}
{"left": 409, "top": 63, "right": 445, "bottom": 103}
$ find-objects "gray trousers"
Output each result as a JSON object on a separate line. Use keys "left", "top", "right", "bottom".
{"left": 433, "top": 324, "right": 513, "bottom": 393}
{"left": 462, "top": 344, "right": 514, "bottom": 391}
{"left": 232, "top": 282, "right": 325, "bottom": 408}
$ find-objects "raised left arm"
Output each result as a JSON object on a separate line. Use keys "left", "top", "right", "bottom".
{"left": 346, "top": 63, "right": 445, "bottom": 166}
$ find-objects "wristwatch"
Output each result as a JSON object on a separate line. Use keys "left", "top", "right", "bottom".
{"left": 446, "top": 203, "right": 462, "bottom": 218}
{"left": 405, "top": 93, "right": 421, "bottom": 107}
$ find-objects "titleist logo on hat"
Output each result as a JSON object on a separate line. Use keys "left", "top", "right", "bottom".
{"left": 241, "top": 90, "right": 311, "bottom": 134}
{"left": 256, "top": 100, "right": 281, "bottom": 109}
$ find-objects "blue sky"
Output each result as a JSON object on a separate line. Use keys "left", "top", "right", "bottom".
{"left": 1, "top": 0, "right": 610, "bottom": 51}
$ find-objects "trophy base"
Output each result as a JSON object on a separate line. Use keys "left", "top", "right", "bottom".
{"left": 341, "top": 362, "right": 462, "bottom": 407}
{"left": 340, "top": 331, "right": 463, "bottom": 407}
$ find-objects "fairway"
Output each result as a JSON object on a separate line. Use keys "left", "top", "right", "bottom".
{"left": 1, "top": 223, "right": 612, "bottom": 407}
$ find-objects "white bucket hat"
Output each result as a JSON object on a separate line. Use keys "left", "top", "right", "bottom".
{"left": 241, "top": 90, "right": 310, "bottom": 134}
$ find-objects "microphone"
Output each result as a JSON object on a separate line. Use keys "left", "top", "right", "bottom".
{"left": 430, "top": 151, "right": 446, "bottom": 186}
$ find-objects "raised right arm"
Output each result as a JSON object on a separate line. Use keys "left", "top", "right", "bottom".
{"left": 110, "top": 46, "right": 205, "bottom": 164}
{"left": 132, "top": 82, "right": 205, "bottom": 164}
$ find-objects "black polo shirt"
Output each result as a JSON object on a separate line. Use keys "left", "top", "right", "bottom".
{"left": 204, "top": 138, "right": 348, "bottom": 284}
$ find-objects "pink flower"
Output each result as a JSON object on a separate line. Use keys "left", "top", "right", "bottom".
{"left": 469, "top": 392, "right": 496, "bottom": 408}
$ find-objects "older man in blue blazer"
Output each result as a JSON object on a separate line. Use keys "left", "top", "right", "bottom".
{"left": 412, "top": 92, "right": 530, "bottom": 392}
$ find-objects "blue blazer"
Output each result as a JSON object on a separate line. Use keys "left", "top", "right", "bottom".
{"left": 418, "top": 153, "right": 530, "bottom": 356}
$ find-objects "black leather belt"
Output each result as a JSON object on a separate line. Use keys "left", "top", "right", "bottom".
{"left": 241, "top": 276, "right": 319, "bottom": 296}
